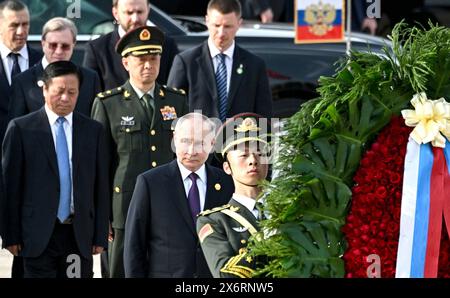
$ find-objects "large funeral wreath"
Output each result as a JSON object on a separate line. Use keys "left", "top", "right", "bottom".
{"left": 249, "top": 23, "right": 450, "bottom": 278}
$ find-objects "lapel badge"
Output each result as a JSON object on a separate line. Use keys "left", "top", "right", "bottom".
{"left": 124, "top": 90, "right": 131, "bottom": 98}
{"left": 159, "top": 89, "right": 165, "bottom": 98}
{"left": 120, "top": 116, "right": 135, "bottom": 126}
{"left": 236, "top": 64, "right": 243, "bottom": 75}
{"left": 160, "top": 106, "right": 177, "bottom": 121}
{"left": 214, "top": 183, "right": 221, "bottom": 191}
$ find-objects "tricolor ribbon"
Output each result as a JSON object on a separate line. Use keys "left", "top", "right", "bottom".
{"left": 397, "top": 93, "right": 450, "bottom": 278}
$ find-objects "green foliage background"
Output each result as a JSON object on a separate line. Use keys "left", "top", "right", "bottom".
{"left": 249, "top": 23, "right": 450, "bottom": 277}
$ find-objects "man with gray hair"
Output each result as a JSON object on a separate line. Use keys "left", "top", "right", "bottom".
{"left": 124, "top": 112, "right": 233, "bottom": 277}
{"left": 8, "top": 17, "right": 100, "bottom": 119}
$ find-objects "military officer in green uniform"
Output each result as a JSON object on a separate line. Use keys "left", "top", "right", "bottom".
{"left": 196, "top": 113, "right": 271, "bottom": 278}
{"left": 91, "top": 25, "right": 188, "bottom": 278}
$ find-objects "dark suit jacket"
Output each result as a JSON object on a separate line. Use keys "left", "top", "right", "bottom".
{"left": 2, "top": 108, "right": 110, "bottom": 259}
{"left": 83, "top": 28, "right": 179, "bottom": 90}
{"left": 124, "top": 160, "right": 234, "bottom": 277}
{"left": 0, "top": 46, "right": 42, "bottom": 143}
{"left": 167, "top": 41, "right": 273, "bottom": 120}
{"left": 8, "top": 62, "right": 101, "bottom": 120}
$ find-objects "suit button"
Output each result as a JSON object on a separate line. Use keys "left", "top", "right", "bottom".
{"left": 151, "top": 146, "right": 156, "bottom": 152}
{"left": 114, "top": 186, "right": 121, "bottom": 193}
{"left": 150, "top": 130, "right": 156, "bottom": 136}
{"left": 125, "top": 128, "right": 130, "bottom": 133}
{"left": 152, "top": 161, "right": 157, "bottom": 167}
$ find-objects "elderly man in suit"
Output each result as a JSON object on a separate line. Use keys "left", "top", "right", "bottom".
{"left": 167, "top": 0, "right": 272, "bottom": 122}
{"left": 0, "top": 0, "right": 42, "bottom": 278}
{"left": 83, "top": 0, "right": 179, "bottom": 90}
{"left": 124, "top": 112, "right": 234, "bottom": 277}
{"left": 91, "top": 25, "right": 188, "bottom": 278}
{"left": 9, "top": 17, "right": 100, "bottom": 119}
{"left": 2, "top": 61, "right": 110, "bottom": 278}
{"left": 8, "top": 17, "right": 101, "bottom": 120}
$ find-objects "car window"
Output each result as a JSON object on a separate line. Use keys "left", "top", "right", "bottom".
{"left": 23, "top": 0, "right": 112, "bottom": 35}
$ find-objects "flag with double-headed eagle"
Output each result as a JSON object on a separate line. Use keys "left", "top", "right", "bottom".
{"left": 295, "top": 0, "right": 345, "bottom": 43}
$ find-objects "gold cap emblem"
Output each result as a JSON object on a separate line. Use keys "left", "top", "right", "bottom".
{"left": 235, "top": 117, "right": 260, "bottom": 132}
{"left": 140, "top": 29, "right": 151, "bottom": 41}
{"left": 214, "top": 183, "right": 221, "bottom": 191}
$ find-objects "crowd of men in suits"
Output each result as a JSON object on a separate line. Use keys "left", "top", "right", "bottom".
{"left": 0, "top": 0, "right": 273, "bottom": 278}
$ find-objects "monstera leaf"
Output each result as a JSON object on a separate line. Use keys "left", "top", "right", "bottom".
{"left": 249, "top": 23, "right": 450, "bottom": 277}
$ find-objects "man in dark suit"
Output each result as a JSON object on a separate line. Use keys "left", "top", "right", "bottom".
{"left": 124, "top": 113, "right": 234, "bottom": 277}
{"left": 0, "top": 0, "right": 42, "bottom": 278}
{"left": 91, "top": 26, "right": 188, "bottom": 278}
{"left": 167, "top": 0, "right": 272, "bottom": 122}
{"left": 197, "top": 113, "right": 270, "bottom": 277}
{"left": 0, "top": 0, "right": 42, "bottom": 146}
{"left": 83, "top": 0, "right": 179, "bottom": 90}
{"left": 8, "top": 17, "right": 100, "bottom": 120}
{"left": 2, "top": 61, "right": 110, "bottom": 278}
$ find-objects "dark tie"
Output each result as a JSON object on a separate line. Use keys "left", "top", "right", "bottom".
{"left": 8, "top": 52, "right": 21, "bottom": 79}
{"left": 255, "top": 201, "right": 265, "bottom": 221}
{"left": 187, "top": 172, "right": 201, "bottom": 222}
{"left": 215, "top": 53, "right": 228, "bottom": 122}
{"left": 141, "top": 94, "right": 154, "bottom": 122}
{"left": 56, "top": 117, "right": 71, "bottom": 222}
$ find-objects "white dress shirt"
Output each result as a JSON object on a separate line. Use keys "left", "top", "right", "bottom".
{"left": 208, "top": 38, "right": 235, "bottom": 94}
{"left": 0, "top": 42, "right": 30, "bottom": 85}
{"left": 232, "top": 193, "right": 259, "bottom": 219}
{"left": 177, "top": 160, "right": 207, "bottom": 211}
{"left": 45, "top": 105, "right": 74, "bottom": 213}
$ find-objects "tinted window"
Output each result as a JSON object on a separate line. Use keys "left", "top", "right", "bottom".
{"left": 23, "top": 0, "right": 111, "bottom": 35}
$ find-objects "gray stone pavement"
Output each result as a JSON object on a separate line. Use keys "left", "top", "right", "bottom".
{"left": 0, "top": 238, "right": 101, "bottom": 278}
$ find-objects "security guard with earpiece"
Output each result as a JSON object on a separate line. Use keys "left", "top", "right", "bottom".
{"left": 196, "top": 113, "right": 271, "bottom": 278}
{"left": 91, "top": 25, "right": 188, "bottom": 278}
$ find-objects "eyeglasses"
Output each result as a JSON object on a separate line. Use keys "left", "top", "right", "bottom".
{"left": 46, "top": 42, "right": 72, "bottom": 51}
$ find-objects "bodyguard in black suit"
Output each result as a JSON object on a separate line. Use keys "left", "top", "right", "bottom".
{"left": 8, "top": 17, "right": 100, "bottom": 120}
{"left": 167, "top": 0, "right": 272, "bottom": 122}
{"left": 83, "top": 0, "right": 178, "bottom": 90}
{"left": 0, "top": 0, "right": 42, "bottom": 146}
{"left": 2, "top": 61, "right": 110, "bottom": 278}
{"left": 124, "top": 113, "right": 234, "bottom": 277}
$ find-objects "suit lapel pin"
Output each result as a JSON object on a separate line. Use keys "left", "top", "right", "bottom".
{"left": 159, "top": 89, "right": 165, "bottom": 98}
{"left": 37, "top": 80, "right": 44, "bottom": 87}
{"left": 214, "top": 183, "right": 221, "bottom": 191}
{"left": 236, "top": 64, "right": 243, "bottom": 75}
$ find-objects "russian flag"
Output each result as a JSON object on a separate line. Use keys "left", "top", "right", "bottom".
{"left": 396, "top": 139, "right": 450, "bottom": 277}
{"left": 295, "top": 0, "right": 345, "bottom": 44}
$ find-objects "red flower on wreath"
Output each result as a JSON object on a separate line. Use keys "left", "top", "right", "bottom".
{"left": 342, "top": 116, "right": 450, "bottom": 278}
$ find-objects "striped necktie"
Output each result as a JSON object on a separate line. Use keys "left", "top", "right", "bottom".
{"left": 215, "top": 53, "right": 228, "bottom": 122}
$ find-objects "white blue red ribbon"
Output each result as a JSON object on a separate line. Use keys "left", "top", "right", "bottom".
{"left": 396, "top": 138, "right": 450, "bottom": 277}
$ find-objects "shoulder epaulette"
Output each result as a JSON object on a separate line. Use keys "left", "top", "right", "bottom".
{"left": 162, "top": 85, "right": 186, "bottom": 95}
{"left": 96, "top": 86, "right": 124, "bottom": 99}
{"left": 198, "top": 204, "right": 231, "bottom": 217}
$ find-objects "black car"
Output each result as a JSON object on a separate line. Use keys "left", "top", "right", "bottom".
{"left": 24, "top": 0, "right": 399, "bottom": 117}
